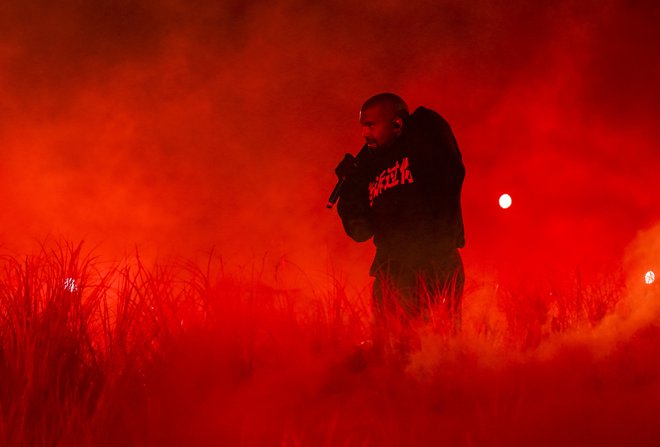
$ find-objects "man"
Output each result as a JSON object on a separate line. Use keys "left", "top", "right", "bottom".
{"left": 335, "top": 93, "right": 465, "bottom": 333}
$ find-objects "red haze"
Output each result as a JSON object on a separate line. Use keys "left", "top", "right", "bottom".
{"left": 1, "top": 2, "right": 660, "bottom": 445}
{"left": 0, "top": 0, "right": 658, "bottom": 287}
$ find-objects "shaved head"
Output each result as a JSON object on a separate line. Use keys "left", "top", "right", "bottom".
{"left": 359, "top": 93, "right": 408, "bottom": 150}
{"left": 360, "top": 93, "right": 409, "bottom": 120}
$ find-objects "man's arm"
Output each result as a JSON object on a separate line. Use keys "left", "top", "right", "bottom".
{"left": 336, "top": 149, "right": 374, "bottom": 242}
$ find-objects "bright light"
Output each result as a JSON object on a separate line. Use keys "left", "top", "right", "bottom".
{"left": 645, "top": 271, "right": 655, "bottom": 285}
{"left": 499, "top": 194, "right": 512, "bottom": 209}
{"left": 64, "top": 277, "right": 77, "bottom": 293}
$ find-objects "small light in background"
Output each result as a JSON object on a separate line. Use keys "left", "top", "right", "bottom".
{"left": 499, "top": 193, "right": 512, "bottom": 209}
{"left": 64, "top": 277, "right": 78, "bottom": 293}
{"left": 645, "top": 270, "right": 655, "bottom": 285}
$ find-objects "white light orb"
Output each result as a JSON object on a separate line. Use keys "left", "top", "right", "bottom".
{"left": 499, "top": 194, "right": 512, "bottom": 209}
{"left": 645, "top": 271, "right": 655, "bottom": 285}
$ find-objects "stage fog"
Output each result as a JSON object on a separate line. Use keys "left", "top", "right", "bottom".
{"left": 0, "top": 1, "right": 659, "bottom": 445}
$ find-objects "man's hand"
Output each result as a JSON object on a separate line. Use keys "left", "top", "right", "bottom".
{"left": 335, "top": 153, "right": 358, "bottom": 179}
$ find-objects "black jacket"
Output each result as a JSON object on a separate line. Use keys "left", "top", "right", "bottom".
{"left": 337, "top": 106, "right": 465, "bottom": 276}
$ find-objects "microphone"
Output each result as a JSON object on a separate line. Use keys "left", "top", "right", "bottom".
{"left": 326, "top": 176, "right": 346, "bottom": 209}
{"left": 327, "top": 152, "right": 360, "bottom": 209}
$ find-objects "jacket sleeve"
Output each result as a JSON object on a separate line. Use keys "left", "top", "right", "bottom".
{"left": 336, "top": 148, "right": 374, "bottom": 243}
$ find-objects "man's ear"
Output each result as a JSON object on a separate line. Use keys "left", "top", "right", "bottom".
{"left": 392, "top": 117, "right": 403, "bottom": 134}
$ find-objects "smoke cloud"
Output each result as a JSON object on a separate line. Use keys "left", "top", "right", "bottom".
{"left": 1, "top": 0, "right": 658, "bottom": 287}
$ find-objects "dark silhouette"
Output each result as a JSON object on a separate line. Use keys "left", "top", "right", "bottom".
{"left": 335, "top": 93, "right": 465, "bottom": 337}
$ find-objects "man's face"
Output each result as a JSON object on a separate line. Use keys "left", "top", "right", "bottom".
{"left": 359, "top": 104, "right": 400, "bottom": 150}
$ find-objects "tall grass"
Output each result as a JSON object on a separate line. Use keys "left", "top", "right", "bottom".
{"left": 0, "top": 241, "right": 658, "bottom": 446}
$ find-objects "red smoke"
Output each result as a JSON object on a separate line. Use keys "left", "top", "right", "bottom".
{"left": 2, "top": 2, "right": 660, "bottom": 445}
{"left": 0, "top": 0, "right": 658, "bottom": 288}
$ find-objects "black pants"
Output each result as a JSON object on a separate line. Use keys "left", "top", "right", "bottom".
{"left": 372, "top": 249, "right": 464, "bottom": 330}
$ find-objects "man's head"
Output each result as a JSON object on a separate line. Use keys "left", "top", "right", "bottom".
{"left": 359, "top": 93, "right": 409, "bottom": 150}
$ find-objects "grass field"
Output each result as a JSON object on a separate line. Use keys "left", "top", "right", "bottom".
{"left": 0, "top": 240, "right": 658, "bottom": 446}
